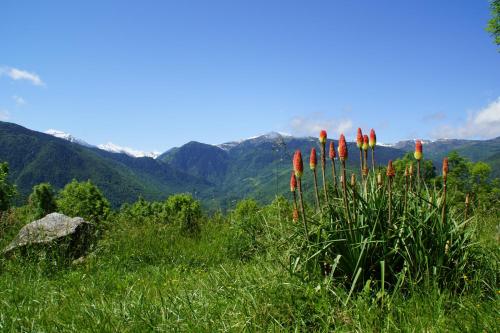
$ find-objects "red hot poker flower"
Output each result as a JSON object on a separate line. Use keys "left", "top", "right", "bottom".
{"left": 319, "top": 130, "right": 327, "bottom": 144}
{"left": 293, "top": 150, "right": 304, "bottom": 178}
{"left": 309, "top": 148, "right": 317, "bottom": 170}
{"left": 362, "top": 134, "right": 369, "bottom": 151}
{"left": 369, "top": 129, "right": 376, "bottom": 148}
{"left": 329, "top": 141, "right": 336, "bottom": 159}
{"left": 386, "top": 160, "right": 395, "bottom": 178}
{"left": 290, "top": 171, "right": 297, "bottom": 192}
{"left": 338, "top": 134, "right": 348, "bottom": 161}
{"left": 356, "top": 128, "right": 363, "bottom": 148}
{"left": 414, "top": 140, "right": 423, "bottom": 161}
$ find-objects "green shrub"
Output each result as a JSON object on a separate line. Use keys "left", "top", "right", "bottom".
{"left": 165, "top": 194, "right": 202, "bottom": 234}
{"left": 227, "top": 199, "right": 264, "bottom": 261}
{"left": 57, "top": 180, "right": 110, "bottom": 223}
{"left": 0, "top": 162, "right": 16, "bottom": 213}
{"left": 28, "top": 183, "right": 57, "bottom": 220}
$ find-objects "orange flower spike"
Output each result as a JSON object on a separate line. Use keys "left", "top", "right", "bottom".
{"left": 414, "top": 140, "right": 423, "bottom": 161}
{"left": 329, "top": 141, "right": 336, "bottom": 159}
{"left": 309, "top": 148, "right": 317, "bottom": 170}
{"left": 356, "top": 128, "right": 363, "bottom": 149}
{"left": 319, "top": 130, "right": 327, "bottom": 144}
{"left": 442, "top": 157, "right": 449, "bottom": 180}
{"left": 290, "top": 171, "right": 297, "bottom": 192}
{"left": 338, "top": 134, "right": 348, "bottom": 161}
{"left": 293, "top": 150, "right": 304, "bottom": 179}
{"left": 386, "top": 160, "right": 395, "bottom": 178}
{"left": 292, "top": 208, "right": 299, "bottom": 222}
{"left": 369, "top": 129, "right": 376, "bottom": 148}
{"left": 362, "top": 134, "right": 369, "bottom": 151}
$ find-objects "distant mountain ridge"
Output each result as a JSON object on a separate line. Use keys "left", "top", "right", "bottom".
{"left": 2, "top": 121, "right": 499, "bottom": 209}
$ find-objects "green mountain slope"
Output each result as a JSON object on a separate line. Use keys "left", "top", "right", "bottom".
{"left": 0, "top": 122, "right": 210, "bottom": 207}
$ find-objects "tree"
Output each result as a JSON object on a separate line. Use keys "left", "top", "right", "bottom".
{"left": 0, "top": 162, "right": 16, "bottom": 212}
{"left": 57, "top": 180, "right": 110, "bottom": 223}
{"left": 29, "top": 183, "right": 57, "bottom": 219}
{"left": 487, "top": 0, "right": 500, "bottom": 48}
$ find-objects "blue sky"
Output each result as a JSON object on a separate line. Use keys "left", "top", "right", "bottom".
{"left": 1, "top": 0, "right": 499, "bottom": 153}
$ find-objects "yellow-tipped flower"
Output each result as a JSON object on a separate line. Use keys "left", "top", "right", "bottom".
{"left": 319, "top": 130, "right": 327, "bottom": 144}
{"left": 309, "top": 148, "right": 317, "bottom": 170}
{"left": 356, "top": 128, "right": 363, "bottom": 149}
{"left": 293, "top": 150, "right": 304, "bottom": 178}
{"left": 362, "top": 134, "right": 369, "bottom": 151}
{"left": 414, "top": 140, "right": 423, "bottom": 161}
{"left": 369, "top": 129, "right": 376, "bottom": 148}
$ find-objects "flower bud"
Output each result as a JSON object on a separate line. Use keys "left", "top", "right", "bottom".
{"left": 414, "top": 140, "right": 423, "bottom": 161}
{"left": 386, "top": 160, "right": 395, "bottom": 178}
{"left": 310, "top": 148, "right": 317, "bottom": 170}
{"left": 369, "top": 129, "right": 376, "bottom": 148}
{"left": 319, "top": 130, "right": 327, "bottom": 144}
{"left": 293, "top": 150, "right": 304, "bottom": 178}
{"left": 356, "top": 128, "right": 363, "bottom": 149}
{"left": 290, "top": 171, "right": 297, "bottom": 192}
{"left": 362, "top": 134, "right": 369, "bottom": 151}
{"left": 329, "top": 141, "right": 336, "bottom": 159}
{"left": 338, "top": 134, "right": 348, "bottom": 161}
{"left": 442, "top": 157, "right": 449, "bottom": 180}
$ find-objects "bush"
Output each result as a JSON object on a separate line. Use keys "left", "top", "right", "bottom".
{"left": 165, "top": 194, "right": 202, "bottom": 234}
{"left": 57, "top": 180, "right": 110, "bottom": 223}
{"left": 28, "top": 183, "right": 57, "bottom": 220}
{"left": 120, "top": 197, "right": 168, "bottom": 224}
{"left": 0, "top": 162, "right": 16, "bottom": 213}
{"left": 228, "top": 198, "right": 263, "bottom": 261}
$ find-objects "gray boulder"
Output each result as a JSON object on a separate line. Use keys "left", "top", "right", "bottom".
{"left": 3, "top": 212, "right": 94, "bottom": 258}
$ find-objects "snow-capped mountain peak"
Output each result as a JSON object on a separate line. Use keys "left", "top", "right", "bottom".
{"left": 97, "top": 142, "right": 160, "bottom": 159}
{"left": 45, "top": 129, "right": 92, "bottom": 147}
{"left": 217, "top": 131, "right": 292, "bottom": 151}
{"left": 45, "top": 129, "right": 160, "bottom": 159}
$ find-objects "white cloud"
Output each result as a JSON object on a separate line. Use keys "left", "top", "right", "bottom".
{"left": 0, "top": 66, "right": 44, "bottom": 86}
{"left": 0, "top": 109, "right": 10, "bottom": 121}
{"left": 289, "top": 113, "right": 353, "bottom": 138}
{"left": 12, "top": 95, "right": 26, "bottom": 105}
{"left": 431, "top": 97, "right": 500, "bottom": 139}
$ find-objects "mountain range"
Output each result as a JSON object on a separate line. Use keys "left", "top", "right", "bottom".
{"left": 1, "top": 121, "right": 499, "bottom": 209}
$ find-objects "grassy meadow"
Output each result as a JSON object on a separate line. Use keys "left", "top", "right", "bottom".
{"left": 0, "top": 136, "right": 499, "bottom": 332}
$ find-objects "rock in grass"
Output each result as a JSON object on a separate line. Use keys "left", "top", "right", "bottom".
{"left": 2, "top": 212, "right": 94, "bottom": 258}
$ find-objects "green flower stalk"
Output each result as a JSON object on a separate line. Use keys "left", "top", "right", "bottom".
{"left": 319, "top": 130, "right": 329, "bottom": 203}
{"left": 329, "top": 141, "right": 338, "bottom": 195}
{"left": 369, "top": 129, "right": 376, "bottom": 172}
{"left": 338, "top": 134, "right": 351, "bottom": 224}
{"left": 310, "top": 148, "right": 321, "bottom": 212}
{"left": 356, "top": 128, "right": 363, "bottom": 175}
{"left": 414, "top": 140, "right": 423, "bottom": 188}
{"left": 442, "top": 157, "right": 449, "bottom": 224}
{"left": 293, "top": 150, "right": 308, "bottom": 237}
{"left": 290, "top": 171, "right": 298, "bottom": 213}
{"left": 386, "top": 160, "right": 395, "bottom": 226}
